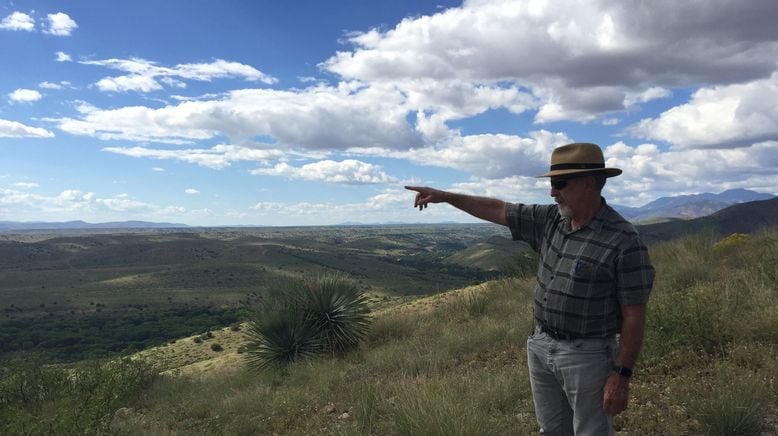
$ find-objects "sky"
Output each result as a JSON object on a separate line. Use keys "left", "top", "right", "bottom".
{"left": 1, "top": 0, "right": 778, "bottom": 226}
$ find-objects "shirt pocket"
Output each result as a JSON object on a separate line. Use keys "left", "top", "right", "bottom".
{"left": 571, "top": 259, "right": 612, "bottom": 284}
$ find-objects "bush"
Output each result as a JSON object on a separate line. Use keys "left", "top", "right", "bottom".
{"left": 243, "top": 274, "right": 371, "bottom": 370}
{"left": 210, "top": 343, "right": 223, "bottom": 352}
{"left": 687, "top": 372, "right": 768, "bottom": 436}
{"left": 0, "top": 356, "right": 158, "bottom": 435}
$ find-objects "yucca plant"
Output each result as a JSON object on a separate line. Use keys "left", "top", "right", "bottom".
{"left": 302, "top": 274, "right": 371, "bottom": 354}
{"left": 244, "top": 274, "right": 371, "bottom": 370}
{"left": 243, "top": 296, "right": 320, "bottom": 370}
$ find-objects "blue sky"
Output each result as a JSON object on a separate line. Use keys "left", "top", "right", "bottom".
{"left": 2, "top": 0, "right": 777, "bottom": 226}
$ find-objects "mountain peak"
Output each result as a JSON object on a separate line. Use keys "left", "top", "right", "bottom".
{"left": 614, "top": 189, "right": 776, "bottom": 222}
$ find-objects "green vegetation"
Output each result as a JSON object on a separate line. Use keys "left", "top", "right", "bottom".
{"left": 0, "top": 355, "right": 158, "bottom": 435}
{"left": 0, "top": 307, "right": 244, "bottom": 361}
{"left": 1, "top": 227, "right": 777, "bottom": 434}
{"left": 244, "top": 275, "right": 371, "bottom": 369}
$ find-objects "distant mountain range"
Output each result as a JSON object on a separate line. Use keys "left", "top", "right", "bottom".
{"left": 0, "top": 220, "right": 189, "bottom": 232}
{"left": 637, "top": 197, "right": 778, "bottom": 244}
{"left": 1, "top": 189, "right": 774, "bottom": 232}
{"left": 613, "top": 189, "right": 775, "bottom": 223}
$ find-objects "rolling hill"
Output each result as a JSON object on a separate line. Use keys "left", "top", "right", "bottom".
{"left": 614, "top": 188, "right": 775, "bottom": 223}
{"left": 637, "top": 197, "right": 778, "bottom": 244}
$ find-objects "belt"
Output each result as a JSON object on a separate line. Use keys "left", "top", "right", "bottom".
{"left": 539, "top": 323, "right": 579, "bottom": 340}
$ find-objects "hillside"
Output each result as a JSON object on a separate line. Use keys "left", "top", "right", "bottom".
{"left": 445, "top": 235, "right": 530, "bottom": 271}
{"left": 637, "top": 197, "right": 778, "bottom": 244}
{"left": 614, "top": 188, "right": 775, "bottom": 223}
{"left": 0, "top": 224, "right": 507, "bottom": 361}
{"left": 2, "top": 228, "right": 776, "bottom": 435}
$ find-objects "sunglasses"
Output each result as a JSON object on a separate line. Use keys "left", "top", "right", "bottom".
{"left": 550, "top": 178, "right": 572, "bottom": 190}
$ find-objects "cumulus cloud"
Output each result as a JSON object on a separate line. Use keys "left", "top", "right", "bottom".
{"left": 322, "top": 0, "right": 778, "bottom": 122}
{"left": 602, "top": 140, "right": 778, "bottom": 206}
{"left": 59, "top": 85, "right": 422, "bottom": 149}
{"left": 8, "top": 88, "right": 43, "bottom": 103}
{"left": 81, "top": 57, "right": 277, "bottom": 93}
{"left": 0, "top": 188, "right": 187, "bottom": 221}
{"left": 184, "top": 188, "right": 200, "bottom": 195}
{"left": 102, "top": 144, "right": 286, "bottom": 169}
{"left": 251, "top": 159, "right": 397, "bottom": 184}
{"left": 0, "top": 11, "right": 34, "bottom": 31}
{"left": 629, "top": 73, "right": 778, "bottom": 149}
{"left": 55, "top": 51, "right": 72, "bottom": 62}
{"left": 44, "top": 12, "right": 77, "bottom": 36}
{"left": 351, "top": 130, "right": 570, "bottom": 179}
{"left": 0, "top": 119, "right": 54, "bottom": 138}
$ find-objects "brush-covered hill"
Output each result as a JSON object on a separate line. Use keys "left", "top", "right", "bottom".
{"left": 3, "top": 228, "right": 777, "bottom": 435}
{"left": 637, "top": 197, "right": 778, "bottom": 244}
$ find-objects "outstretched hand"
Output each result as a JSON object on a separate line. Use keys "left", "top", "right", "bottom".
{"left": 405, "top": 186, "right": 445, "bottom": 211}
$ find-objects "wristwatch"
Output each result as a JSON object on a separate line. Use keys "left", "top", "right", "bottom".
{"left": 613, "top": 365, "right": 633, "bottom": 378}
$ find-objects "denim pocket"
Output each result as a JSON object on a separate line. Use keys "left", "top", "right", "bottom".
{"left": 569, "top": 337, "right": 611, "bottom": 353}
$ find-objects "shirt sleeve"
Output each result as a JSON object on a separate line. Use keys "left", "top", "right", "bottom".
{"left": 615, "top": 236, "right": 655, "bottom": 305}
{"left": 505, "top": 203, "right": 555, "bottom": 251}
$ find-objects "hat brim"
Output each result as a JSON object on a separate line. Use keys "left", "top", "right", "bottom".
{"left": 536, "top": 167, "right": 622, "bottom": 178}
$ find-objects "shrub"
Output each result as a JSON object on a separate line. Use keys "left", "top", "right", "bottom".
{"left": 210, "top": 343, "right": 223, "bottom": 352}
{"left": 243, "top": 274, "right": 371, "bottom": 370}
{"left": 0, "top": 356, "right": 158, "bottom": 435}
{"left": 687, "top": 373, "right": 768, "bottom": 436}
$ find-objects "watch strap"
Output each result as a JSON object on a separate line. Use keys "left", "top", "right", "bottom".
{"left": 613, "top": 365, "right": 633, "bottom": 378}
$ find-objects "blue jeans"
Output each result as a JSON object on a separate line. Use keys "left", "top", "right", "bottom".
{"left": 526, "top": 326, "right": 617, "bottom": 436}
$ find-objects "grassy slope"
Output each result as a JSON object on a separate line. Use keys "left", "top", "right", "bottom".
{"left": 3, "top": 229, "right": 777, "bottom": 435}
{"left": 106, "top": 229, "right": 778, "bottom": 435}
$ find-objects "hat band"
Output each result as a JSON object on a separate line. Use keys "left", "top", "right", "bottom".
{"left": 550, "top": 163, "right": 605, "bottom": 171}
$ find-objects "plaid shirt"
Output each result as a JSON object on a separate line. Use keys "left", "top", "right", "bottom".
{"left": 506, "top": 199, "right": 655, "bottom": 338}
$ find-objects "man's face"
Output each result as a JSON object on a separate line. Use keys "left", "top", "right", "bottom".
{"left": 550, "top": 175, "right": 590, "bottom": 219}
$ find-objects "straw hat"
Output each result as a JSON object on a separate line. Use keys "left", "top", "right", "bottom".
{"left": 537, "top": 142, "right": 622, "bottom": 178}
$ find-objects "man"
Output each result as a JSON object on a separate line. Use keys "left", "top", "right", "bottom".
{"left": 406, "top": 142, "right": 655, "bottom": 435}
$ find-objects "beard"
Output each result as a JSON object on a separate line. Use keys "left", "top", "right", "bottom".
{"left": 558, "top": 203, "right": 573, "bottom": 219}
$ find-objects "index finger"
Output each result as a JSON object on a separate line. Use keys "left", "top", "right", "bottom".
{"left": 404, "top": 185, "right": 423, "bottom": 192}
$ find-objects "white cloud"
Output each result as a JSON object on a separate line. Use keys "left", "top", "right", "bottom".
{"left": 184, "top": 188, "right": 200, "bottom": 195}
{"left": 251, "top": 159, "right": 397, "bottom": 185}
{"left": 351, "top": 130, "right": 571, "bottom": 179}
{"left": 0, "top": 188, "right": 188, "bottom": 221}
{"left": 624, "top": 87, "right": 672, "bottom": 107}
{"left": 39, "top": 81, "right": 71, "bottom": 90}
{"left": 81, "top": 57, "right": 277, "bottom": 93}
{"left": 603, "top": 140, "right": 778, "bottom": 206}
{"left": 59, "top": 85, "right": 421, "bottom": 149}
{"left": 0, "top": 119, "right": 54, "bottom": 138}
{"left": 44, "top": 12, "right": 78, "bottom": 36}
{"left": 321, "top": 0, "right": 778, "bottom": 122}
{"left": 55, "top": 51, "right": 72, "bottom": 62}
{"left": 247, "top": 188, "right": 482, "bottom": 225}
{"left": 630, "top": 73, "right": 778, "bottom": 149}
{"left": 8, "top": 88, "right": 43, "bottom": 103}
{"left": 96, "top": 74, "right": 163, "bottom": 93}
{"left": 0, "top": 11, "right": 34, "bottom": 31}
{"left": 152, "top": 167, "right": 165, "bottom": 172}
{"left": 13, "top": 182, "right": 39, "bottom": 189}
{"left": 102, "top": 144, "right": 286, "bottom": 169}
